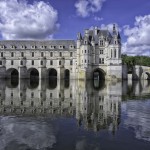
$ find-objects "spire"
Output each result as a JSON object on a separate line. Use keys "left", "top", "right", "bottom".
{"left": 117, "top": 32, "right": 121, "bottom": 39}
{"left": 113, "top": 24, "right": 116, "bottom": 32}
{"left": 91, "top": 35, "right": 95, "bottom": 41}
{"left": 113, "top": 24, "right": 117, "bottom": 35}
{"left": 77, "top": 32, "right": 82, "bottom": 40}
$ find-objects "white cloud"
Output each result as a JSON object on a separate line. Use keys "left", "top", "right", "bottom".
{"left": 100, "top": 23, "right": 121, "bottom": 32}
{"left": 75, "top": 0, "right": 106, "bottom": 18}
{"left": 94, "top": 16, "right": 103, "bottom": 21}
{"left": 122, "top": 101, "right": 150, "bottom": 142}
{"left": 123, "top": 15, "right": 150, "bottom": 55}
{"left": 0, "top": 0, "right": 59, "bottom": 40}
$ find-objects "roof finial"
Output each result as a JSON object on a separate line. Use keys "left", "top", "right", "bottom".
{"left": 113, "top": 24, "right": 116, "bottom": 33}
{"left": 77, "top": 32, "right": 82, "bottom": 40}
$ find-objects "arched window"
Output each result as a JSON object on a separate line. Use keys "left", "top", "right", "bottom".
{"left": 50, "top": 60, "right": 53, "bottom": 65}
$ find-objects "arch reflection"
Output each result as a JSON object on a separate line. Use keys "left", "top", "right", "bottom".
{"left": 0, "top": 79, "right": 149, "bottom": 133}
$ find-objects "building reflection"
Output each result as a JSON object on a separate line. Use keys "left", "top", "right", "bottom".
{"left": 0, "top": 78, "right": 149, "bottom": 132}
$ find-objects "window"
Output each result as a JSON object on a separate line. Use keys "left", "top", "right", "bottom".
{"left": 84, "top": 41, "right": 87, "bottom": 44}
{"left": 114, "top": 49, "right": 116, "bottom": 58}
{"left": 70, "top": 52, "right": 73, "bottom": 57}
{"left": 11, "top": 92, "right": 13, "bottom": 97}
{"left": 1, "top": 52, "right": 3, "bottom": 57}
{"left": 41, "top": 61, "right": 43, "bottom": 65}
{"left": 50, "top": 52, "right": 53, "bottom": 57}
{"left": 102, "top": 58, "right": 104, "bottom": 64}
{"left": 21, "top": 45, "right": 26, "bottom": 49}
{"left": 11, "top": 52, "right": 14, "bottom": 57}
{"left": 40, "top": 92, "right": 42, "bottom": 98}
{"left": 85, "top": 59, "right": 86, "bottom": 63}
{"left": 32, "top": 60, "right": 34, "bottom": 65}
{"left": 41, "top": 46, "right": 45, "bottom": 49}
{"left": 50, "top": 101, "right": 52, "bottom": 106}
{"left": 70, "top": 94, "right": 72, "bottom": 98}
{"left": 21, "top": 52, "right": 24, "bottom": 57}
{"left": 59, "top": 60, "right": 61, "bottom": 65}
{"left": 31, "top": 46, "right": 36, "bottom": 49}
{"left": 111, "top": 49, "right": 113, "bottom": 58}
{"left": 32, "top": 52, "right": 34, "bottom": 57}
{"left": 50, "top": 93, "right": 52, "bottom": 98}
{"left": 11, "top": 101, "right": 13, "bottom": 105}
{"left": 70, "top": 60, "right": 73, "bottom": 65}
{"left": 99, "top": 58, "right": 104, "bottom": 64}
{"left": 100, "top": 40, "right": 104, "bottom": 46}
{"left": 41, "top": 52, "right": 44, "bottom": 57}
{"left": 11, "top": 60, "right": 13, "bottom": 65}
{"left": 59, "top": 93, "right": 61, "bottom": 98}
{"left": 115, "top": 41, "right": 117, "bottom": 44}
{"left": 21, "top": 101, "right": 23, "bottom": 105}
{"left": 31, "top": 92, "right": 34, "bottom": 98}
{"left": 20, "top": 60, "right": 23, "bottom": 65}
{"left": 60, "top": 52, "right": 62, "bottom": 57}
{"left": 0, "top": 45, "right": 4, "bottom": 49}
{"left": 31, "top": 101, "right": 34, "bottom": 106}
{"left": 50, "top": 60, "right": 53, "bottom": 65}
{"left": 100, "top": 50, "right": 103, "bottom": 54}
{"left": 11, "top": 45, "right": 15, "bottom": 49}
{"left": 85, "top": 50, "right": 86, "bottom": 53}
{"left": 0, "top": 61, "right": 2, "bottom": 65}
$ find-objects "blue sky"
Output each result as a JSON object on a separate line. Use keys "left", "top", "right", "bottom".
{"left": 0, "top": 0, "right": 150, "bottom": 55}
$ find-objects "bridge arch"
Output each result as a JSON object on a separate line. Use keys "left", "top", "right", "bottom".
{"left": 92, "top": 68, "right": 106, "bottom": 80}
{"left": 141, "top": 72, "right": 150, "bottom": 80}
{"left": 27, "top": 78, "right": 39, "bottom": 89}
{"left": 6, "top": 68, "right": 19, "bottom": 79}
{"left": 64, "top": 69, "right": 70, "bottom": 80}
{"left": 27, "top": 68, "right": 39, "bottom": 79}
{"left": 47, "top": 68, "right": 57, "bottom": 78}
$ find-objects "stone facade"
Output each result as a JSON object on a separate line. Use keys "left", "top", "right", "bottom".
{"left": 0, "top": 25, "right": 122, "bottom": 80}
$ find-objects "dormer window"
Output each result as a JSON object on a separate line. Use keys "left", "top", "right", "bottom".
{"left": 21, "top": 45, "right": 26, "bottom": 49}
{"left": 31, "top": 45, "right": 36, "bottom": 49}
{"left": 11, "top": 45, "right": 16, "bottom": 49}
{"left": 100, "top": 40, "right": 104, "bottom": 46}
{"left": 50, "top": 45, "right": 56, "bottom": 49}
{"left": 0, "top": 45, "right": 5, "bottom": 49}
{"left": 70, "top": 45, "right": 75, "bottom": 49}
{"left": 59, "top": 45, "right": 65, "bottom": 49}
{"left": 41, "top": 46, "right": 46, "bottom": 49}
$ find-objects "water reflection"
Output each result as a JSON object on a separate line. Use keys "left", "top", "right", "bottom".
{"left": 0, "top": 79, "right": 150, "bottom": 149}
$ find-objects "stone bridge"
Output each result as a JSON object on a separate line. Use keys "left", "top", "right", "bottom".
{"left": 132, "top": 65, "right": 150, "bottom": 80}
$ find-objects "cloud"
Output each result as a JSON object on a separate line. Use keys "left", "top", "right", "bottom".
{"left": 122, "top": 15, "right": 150, "bottom": 55}
{"left": 122, "top": 101, "right": 150, "bottom": 142}
{"left": 100, "top": 23, "right": 121, "bottom": 32}
{"left": 94, "top": 16, "right": 103, "bottom": 21}
{"left": 0, "top": 0, "right": 59, "bottom": 40}
{"left": 75, "top": 0, "right": 106, "bottom": 18}
{"left": 0, "top": 116, "right": 56, "bottom": 149}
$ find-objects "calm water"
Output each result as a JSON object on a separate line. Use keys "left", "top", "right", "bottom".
{"left": 0, "top": 78, "right": 150, "bottom": 150}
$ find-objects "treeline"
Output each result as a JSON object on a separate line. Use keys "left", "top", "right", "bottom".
{"left": 122, "top": 55, "right": 150, "bottom": 67}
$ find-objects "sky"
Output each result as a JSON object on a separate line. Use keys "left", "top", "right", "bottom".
{"left": 0, "top": 0, "right": 150, "bottom": 56}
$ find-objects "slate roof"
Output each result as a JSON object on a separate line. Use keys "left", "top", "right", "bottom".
{"left": 0, "top": 40, "right": 76, "bottom": 50}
